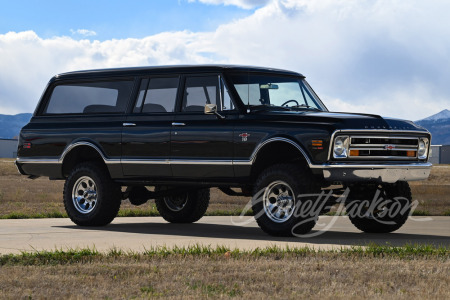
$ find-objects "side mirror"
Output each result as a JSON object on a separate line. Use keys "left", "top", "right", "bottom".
{"left": 204, "top": 104, "right": 217, "bottom": 114}
{"left": 204, "top": 104, "right": 225, "bottom": 119}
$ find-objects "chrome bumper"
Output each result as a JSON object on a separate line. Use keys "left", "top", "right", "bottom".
{"left": 321, "top": 162, "right": 432, "bottom": 183}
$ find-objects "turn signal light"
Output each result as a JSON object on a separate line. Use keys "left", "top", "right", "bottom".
{"left": 312, "top": 140, "right": 323, "bottom": 150}
{"left": 407, "top": 151, "right": 416, "bottom": 157}
{"left": 349, "top": 150, "right": 359, "bottom": 156}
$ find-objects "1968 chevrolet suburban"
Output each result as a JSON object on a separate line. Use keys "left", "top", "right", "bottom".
{"left": 15, "top": 65, "right": 431, "bottom": 236}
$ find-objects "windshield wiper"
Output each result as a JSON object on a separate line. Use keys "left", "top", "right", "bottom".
{"left": 290, "top": 104, "right": 322, "bottom": 111}
{"left": 249, "top": 105, "right": 292, "bottom": 112}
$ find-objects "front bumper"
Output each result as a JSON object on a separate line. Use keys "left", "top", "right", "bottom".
{"left": 321, "top": 162, "right": 432, "bottom": 183}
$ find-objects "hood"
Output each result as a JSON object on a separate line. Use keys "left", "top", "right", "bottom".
{"left": 255, "top": 110, "right": 427, "bottom": 131}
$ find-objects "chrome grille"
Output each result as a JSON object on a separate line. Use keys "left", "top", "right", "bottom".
{"left": 348, "top": 136, "right": 419, "bottom": 160}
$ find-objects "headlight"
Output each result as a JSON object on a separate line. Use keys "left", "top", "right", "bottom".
{"left": 333, "top": 136, "right": 349, "bottom": 158}
{"left": 418, "top": 137, "right": 429, "bottom": 159}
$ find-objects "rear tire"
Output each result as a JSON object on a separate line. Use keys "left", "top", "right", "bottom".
{"left": 345, "top": 182, "right": 412, "bottom": 233}
{"left": 155, "top": 187, "right": 210, "bottom": 223}
{"left": 252, "top": 163, "right": 321, "bottom": 236}
{"left": 63, "top": 162, "right": 121, "bottom": 226}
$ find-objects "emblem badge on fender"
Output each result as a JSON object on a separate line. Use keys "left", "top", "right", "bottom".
{"left": 239, "top": 133, "right": 250, "bottom": 142}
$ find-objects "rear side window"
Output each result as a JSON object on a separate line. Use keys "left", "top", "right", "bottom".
{"left": 44, "top": 80, "right": 134, "bottom": 114}
{"left": 134, "top": 77, "right": 179, "bottom": 113}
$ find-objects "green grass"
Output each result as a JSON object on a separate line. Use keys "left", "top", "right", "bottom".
{"left": 0, "top": 211, "right": 67, "bottom": 219}
{"left": 0, "top": 208, "right": 253, "bottom": 219}
{"left": 412, "top": 210, "right": 432, "bottom": 216}
{"left": 1, "top": 244, "right": 448, "bottom": 266}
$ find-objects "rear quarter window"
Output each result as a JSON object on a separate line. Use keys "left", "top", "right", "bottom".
{"left": 43, "top": 80, "right": 134, "bottom": 114}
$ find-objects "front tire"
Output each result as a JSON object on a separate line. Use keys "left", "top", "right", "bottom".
{"left": 155, "top": 187, "right": 210, "bottom": 223}
{"left": 345, "top": 182, "right": 412, "bottom": 233}
{"left": 63, "top": 162, "right": 121, "bottom": 226}
{"left": 252, "top": 163, "right": 321, "bottom": 236}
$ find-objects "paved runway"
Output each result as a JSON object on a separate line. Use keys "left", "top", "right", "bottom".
{"left": 0, "top": 216, "right": 448, "bottom": 254}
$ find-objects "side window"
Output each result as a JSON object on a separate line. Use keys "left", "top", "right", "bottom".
{"left": 134, "top": 77, "right": 179, "bottom": 113}
{"left": 220, "top": 77, "right": 235, "bottom": 111}
{"left": 44, "top": 80, "right": 134, "bottom": 114}
{"left": 182, "top": 76, "right": 219, "bottom": 112}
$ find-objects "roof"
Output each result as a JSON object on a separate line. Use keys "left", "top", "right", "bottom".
{"left": 54, "top": 64, "right": 304, "bottom": 80}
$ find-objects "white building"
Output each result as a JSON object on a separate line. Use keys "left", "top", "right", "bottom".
{"left": 0, "top": 139, "right": 18, "bottom": 158}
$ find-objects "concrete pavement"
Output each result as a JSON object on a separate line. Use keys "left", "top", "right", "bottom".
{"left": 0, "top": 216, "right": 449, "bottom": 254}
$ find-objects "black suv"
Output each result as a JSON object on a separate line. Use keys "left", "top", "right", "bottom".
{"left": 16, "top": 65, "right": 431, "bottom": 236}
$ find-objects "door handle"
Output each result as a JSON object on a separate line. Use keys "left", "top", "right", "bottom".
{"left": 172, "top": 122, "right": 186, "bottom": 126}
{"left": 123, "top": 123, "right": 136, "bottom": 127}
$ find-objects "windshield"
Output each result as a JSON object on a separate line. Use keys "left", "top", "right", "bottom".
{"left": 228, "top": 74, "right": 326, "bottom": 111}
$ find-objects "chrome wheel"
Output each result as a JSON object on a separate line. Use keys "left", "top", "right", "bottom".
{"left": 164, "top": 194, "right": 188, "bottom": 212}
{"left": 263, "top": 180, "right": 295, "bottom": 223}
{"left": 72, "top": 176, "right": 98, "bottom": 214}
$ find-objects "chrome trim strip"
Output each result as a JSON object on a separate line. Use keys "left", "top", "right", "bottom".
{"left": 171, "top": 160, "right": 233, "bottom": 165}
{"left": 347, "top": 156, "right": 417, "bottom": 160}
{"left": 349, "top": 136, "right": 420, "bottom": 140}
{"left": 247, "top": 137, "right": 313, "bottom": 166}
{"left": 120, "top": 159, "right": 170, "bottom": 165}
{"left": 121, "top": 159, "right": 233, "bottom": 165}
{"left": 16, "top": 158, "right": 60, "bottom": 164}
{"left": 349, "top": 147, "right": 417, "bottom": 151}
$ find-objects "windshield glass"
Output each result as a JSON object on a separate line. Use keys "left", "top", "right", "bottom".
{"left": 228, "top": 74, "right": 325, "bottom": 111}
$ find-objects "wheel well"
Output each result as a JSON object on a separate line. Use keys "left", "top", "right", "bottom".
{"left": 250, "top": 141, "right": 309, "bottom": 180}
{"left": 62, "top": 145, "right": 106, "bottom": 177}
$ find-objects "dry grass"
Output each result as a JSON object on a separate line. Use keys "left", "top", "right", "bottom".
{"left": 3, "top": 258, "right": 448, "bottom": 299}
{"left": 1, "top": 159, "right": 449, "bottom": 217}
{"left": 0, "top": 245, "right": 448, "bottom": 299}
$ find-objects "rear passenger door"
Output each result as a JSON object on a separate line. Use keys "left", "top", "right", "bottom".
{"left": 121, "top": 76, "right": 179, "bottom": 178}
{"left": 170, "top": 74, "right": 236, "bottom": 179}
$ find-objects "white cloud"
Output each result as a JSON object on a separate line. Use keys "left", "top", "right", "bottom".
{"left": 188, "top": 0, "right": 271, "bottom": 9}
{"left": 70, "top": 29, "right": 97, "bottom": 37}
{"left": 0, "top": 0, "right": 449, "bottom": 120}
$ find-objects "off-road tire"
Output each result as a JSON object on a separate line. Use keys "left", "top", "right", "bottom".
{"left": 155, "top": 187, "right": 210, "bottom": 223}
{"left": 252, "top": 163, "right": 321, "bottom": 236}
{"left": 345, "top": 182, "right": 412, "bottom": 233}
{"left": 63, "top": 162, "right": 121, "bottom": 226}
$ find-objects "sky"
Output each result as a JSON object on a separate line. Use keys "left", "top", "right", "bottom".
{"left": 0, "top": 0, "right": 448, "bottom": 120}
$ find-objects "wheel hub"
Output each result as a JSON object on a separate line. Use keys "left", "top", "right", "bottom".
{"left": 72, "top": 176, "right": 98, "bottom": 214}
{"left": 263, "top": 180, "right": 295, "bottom": 223}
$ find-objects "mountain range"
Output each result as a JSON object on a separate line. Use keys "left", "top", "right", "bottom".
{"left": 0, "top": 113, "right": 32, "bottom": 139}
{"left": 0, "top": 110, "right": 449, "bottom": 144}
{"left": 415, "top": 109, "right": 450, "bottom": 145}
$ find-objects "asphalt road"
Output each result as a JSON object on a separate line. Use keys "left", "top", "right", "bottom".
{"left": 0, "top": 216, "right": 449, "bottom": 254}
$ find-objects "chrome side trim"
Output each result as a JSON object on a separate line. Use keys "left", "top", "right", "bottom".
{"left": 121, "top": 159, "right": 233, "bottom": 165}
{"left": 16, "top": 158, "right": 60, "bottom": 164}
{"left": 60, "top": 142, "right": 121, "bottom": 164}
{"left": 171, "top": 160, "right": 233, "bottom": 165}
{"left": 247, "top": 137, "right": 313, "bottom": 165}
{"left": 121, "top": 159, "right": 170, "bottom": 165}
{"left": 17, "top": 142, "right": 121, "bottom": 166}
